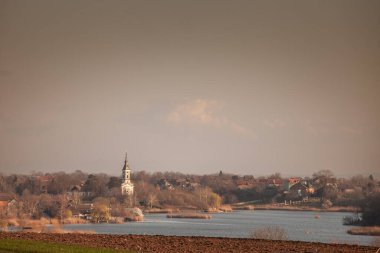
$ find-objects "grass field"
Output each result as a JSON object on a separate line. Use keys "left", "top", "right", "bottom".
{"left": 0, "top": 239, "right": 134, "bottom": 253}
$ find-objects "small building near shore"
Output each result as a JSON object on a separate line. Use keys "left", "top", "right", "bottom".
{"left": 287, "top": 181, "right": 315, "bottom": 200}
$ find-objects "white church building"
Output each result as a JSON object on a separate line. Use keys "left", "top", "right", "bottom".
{"left": 121, "top": 153, "right": 134, "bottom": 196}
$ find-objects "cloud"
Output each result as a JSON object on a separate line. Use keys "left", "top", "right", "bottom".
{"left": 167, "top": 99, "right": 255, "bottom": 139}
{"left": 263, "top": 119, "right": 286, "bottom": 129}
{"left": 168, "top": 99, "right": 224, "bottom": 126}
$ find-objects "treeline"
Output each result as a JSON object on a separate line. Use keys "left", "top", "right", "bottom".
{"left": 0, "top": 170, "right": 379, "bottom": 225}
{"left": 0, "top": 170, "right": 378, "bottom": 205}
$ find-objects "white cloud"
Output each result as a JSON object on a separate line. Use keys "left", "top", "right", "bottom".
{"left": 167, "top": 99, "right": 255, "bottom": 139}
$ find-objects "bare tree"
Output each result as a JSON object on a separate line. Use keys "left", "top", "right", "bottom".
{"left": 20, "top": 190, "right": 40, "bottom": 218}
{"left": 147, "top": 193, "right": 157, "bottom": 209}
{"left": 56, "top": 194, "right": 69, "bottom": 224}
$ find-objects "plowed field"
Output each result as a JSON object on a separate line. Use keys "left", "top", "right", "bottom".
{"left": 0, "top": 232, "right": 376, "bottom": 253}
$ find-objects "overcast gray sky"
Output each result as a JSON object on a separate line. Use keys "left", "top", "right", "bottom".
{"left": 0, "top": 0, "right": 379, "bottom": 178}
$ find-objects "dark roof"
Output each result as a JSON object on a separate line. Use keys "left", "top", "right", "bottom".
{"left": 289, "top": 181, "right": 310, "bottom": 190}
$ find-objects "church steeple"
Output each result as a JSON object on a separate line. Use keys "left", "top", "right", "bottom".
{"left": 122, "top": 152, "right": 131, "bottom": 183}
{"left": 121, "top": 152, "right": 134, "bottom": 196}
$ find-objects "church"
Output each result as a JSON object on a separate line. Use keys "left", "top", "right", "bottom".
{"left": 121, "top": 153, "right": 134, "bottom": 196}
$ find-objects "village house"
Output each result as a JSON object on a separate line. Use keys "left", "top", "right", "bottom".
{"left": 234, "top": 176, "right": 257, "bottom": 189}
{"left": 157, "top": 179, "right": 174, "bottom": 190}
{"left": 266, "top": 178, "right": 284, "bottom": 188}
{"left": 284, "top": 177, "right": 302, "bottom": 191}
{"left": 286, "top": 181, "right": 315, "bottom": 200}
{"left": 312, "top": 176, "right": 337, "bottom": 187}
{"left": 177, "top": 178, "right": 199, "bottom": 191}
{"left": 69, "top": 203, "right": 93, "bottom": 219}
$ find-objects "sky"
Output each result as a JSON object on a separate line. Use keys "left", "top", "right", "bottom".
{"left": 0, "top": 0, "right": 379, "bottom": 178}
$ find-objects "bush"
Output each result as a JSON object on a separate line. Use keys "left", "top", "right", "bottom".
{"left": 361, "top": 192, "right": 380, "bottom": 226}
{"left": 321, "top": 199, "right": 333, "bottom": 209}
{"left": 372, "top": 237, "right": 380, "bottom": 247}
{"left": 250, "top": 225, "right": 288, "bottom": 240}
{"left": 343, "top": 214, "right": 361, "bottom": 225}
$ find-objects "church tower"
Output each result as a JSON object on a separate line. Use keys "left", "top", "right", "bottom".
{"left": 121, "top": 152, "right": 134, "bottom": 196}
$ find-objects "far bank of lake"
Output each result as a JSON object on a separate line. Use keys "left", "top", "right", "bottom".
{"left": 64, "top": 210, "right": 374, "bottom": 246}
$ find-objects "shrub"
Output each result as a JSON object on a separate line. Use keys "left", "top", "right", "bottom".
{"left": 250, "top": 225, "right": 288, "bottom": 240}
{"left": 361, "top": 192, "right": 380, "bottom": 226}
{"left": 372, "top": 237, "right": 380, "bottom": 247}
{"left": 343, "top": 214, "right": 361, "bottom": 225}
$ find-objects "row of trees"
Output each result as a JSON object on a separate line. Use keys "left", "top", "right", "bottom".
{"left": 1, "top": 170, "right": 378, "bottom": 204}
{"left": 1, "top": 170, "right": 379, "bottom": 224}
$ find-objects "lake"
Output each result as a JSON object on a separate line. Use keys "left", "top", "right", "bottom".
{"left": 64, "top": 210, "right": 374, "bottom": 246}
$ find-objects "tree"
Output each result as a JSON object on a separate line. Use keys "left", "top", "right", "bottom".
{"left": 65, "top": 209, "right": 72, "bottom": 219}
{"left": 107, "top": 177, "right": 121, "bottom": 189}
{"left": 323, "top": 185, "right": 338, "bottom": 202}
{"left": 19, "top": 190, "right": 40, "bottom": 218}
{"left": 269, "top": 172, "right": 282, "bottom": 179}
{"left": 56, "top": 194, "right": 69, "bottom": 223}
{"left": 208, "top": 193, "right": 222, "bottom": 209}
{"left": 367, "top": 175, "right": 375, "bottom": 193}
{"left": 47, "top": 172, "right": 73, "bottom": 194}
{"left": 91, "top": 199, "right": 111, "bottom": 223}
{"left": 38, "top": 194, "right": 59, "bottom": 218}
{"left": 82, "top": 174, "right": 108, "bottom": 198}
{"left": 0, "top": 174, "right": 6, "bottom": 192}
{"left": 147, "top": 193, "right": 157, "bottom": 209}
{"left": 312, "top": 170, "right": 335, "bottom": 186}
{"left": 361, "top": 192, "right": 380, "bottom": 226}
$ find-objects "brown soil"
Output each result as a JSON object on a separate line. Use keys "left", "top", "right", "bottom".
{"left": 0, "top": 232, "right": 376, "bottom": 253}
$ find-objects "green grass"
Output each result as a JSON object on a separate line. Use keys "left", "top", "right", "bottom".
{"left": 0, "top": 239, "right": 134, "bottom": 253}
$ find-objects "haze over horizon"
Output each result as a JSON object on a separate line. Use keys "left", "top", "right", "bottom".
{"left": 1, "top": 1, "right": 379, "bottom": 178}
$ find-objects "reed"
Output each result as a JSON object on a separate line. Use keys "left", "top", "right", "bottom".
{"left": 232, "top": 205, "right": 254, "bottom": 210}
{"left": 167, "top": 213, "right": 212, "bottom": 219}
{"left": 144, "top": 208, "right": 179, "bottom": 213}
{"left": 347, "top": 227, "right": 380, "bottom": 236}
{"left": 219, "top": 205, "right": 233, "bottom": 212}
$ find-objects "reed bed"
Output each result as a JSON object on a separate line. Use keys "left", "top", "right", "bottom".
{"left": 166, "top": 213, "right": 212, "bottom": 219}
{"left": 348, "top": 227, "right": 380, "bottom": 236}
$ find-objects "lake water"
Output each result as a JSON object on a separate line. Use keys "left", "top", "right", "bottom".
{"left": 64, "top": 210, "right": 374, "bottom": 246}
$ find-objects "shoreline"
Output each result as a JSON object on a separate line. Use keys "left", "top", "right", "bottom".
{"left": 144, "top": 205, "right": 358, "bottom": 214}
{"left": 348, "top": 227, "right": 380, "bottom": 236}
{"left": 251, "top": 205, "right": 358, "bottom": 212}
{"left": 0, "top": 232, "right": 376, "bottom": 253}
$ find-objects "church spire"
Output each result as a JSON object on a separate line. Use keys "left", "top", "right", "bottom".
{"left": 123, "top": 152, "right": 128, "bottom": 170}
{"left": 121, "top": 152, "right": 134, "bottom": 196}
